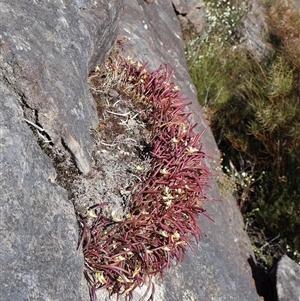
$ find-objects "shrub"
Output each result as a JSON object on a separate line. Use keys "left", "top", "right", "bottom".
{"left": 79, "top": 57, "right": 211, "bottom": 300}
{"left": 186, "top": 0, "right": 300, "bottom": 268}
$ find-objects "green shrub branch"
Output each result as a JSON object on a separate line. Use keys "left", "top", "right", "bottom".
{"left": 186, "top": 0, "right": 300, "bottom": 267}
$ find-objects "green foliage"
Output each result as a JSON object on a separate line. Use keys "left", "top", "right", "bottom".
{"left": 186, "top": 0, "right": 300, "bottom": 267}
{"left": 256, "top": 165, "right": 300, "bottom": 250}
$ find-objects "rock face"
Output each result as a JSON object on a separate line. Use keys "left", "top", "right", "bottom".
{"left": 241, "top": 0, "right": 270, "bottom": 60}
{"left": 0, "top": 84, "right": 83, "bottom": 300}
{"left": 172, "top": 0, "right": 206, "bottom": 34}
{"left": 0, "top": 0, "right": 281, "bottom": 301}
{"left": 270, "top": 255, "right": 300, "bottom": 301}
{"left": 0, "top": 0, "right": 122, "bottom": 174}
{"left": 0, "top": 1, "right": 123, "bottom": 300}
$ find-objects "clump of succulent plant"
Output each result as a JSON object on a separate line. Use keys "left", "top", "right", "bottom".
{"left": 79, "top": 57, "right": 211, "bottom": 301}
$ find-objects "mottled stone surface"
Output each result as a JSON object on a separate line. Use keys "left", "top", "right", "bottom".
{"left": 172, "top": 0, "right": 203, "bottom": 14}
{"left": 271, "top": 255, "right": 300, "bottom": 301}
{"left": 241, "top": 0, "right": 270, "bottom": 60}
{"left": 172, "top": 0, "right": 206, "bottom": 34}
{"left": 0, "top": 0, "right": 122, "bottom": 174}
{"left": 0, "top": 83, "right": 84, "bottom": 300}
{"left": 0, "top": 1, "right": 123, "bottom": 300}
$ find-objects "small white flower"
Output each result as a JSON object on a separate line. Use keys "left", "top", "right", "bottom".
{"left": 160, "top": 168, "right": 170, "bottom": 175}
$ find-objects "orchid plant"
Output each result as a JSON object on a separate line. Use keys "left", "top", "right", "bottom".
{"left": 79, "top": 57, "right": 211, "bottom": 301}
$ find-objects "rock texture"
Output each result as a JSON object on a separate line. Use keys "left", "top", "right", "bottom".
{"left": 0, "top": 0, "right": 122, "bottom": 174}
{"left": 0, "top": 1, "right": 123, "bottom": 300}
{"left": 172, "top": 0, "right": 206, "bottom": 34}
{"left": 0, "top": 84, "right": 83, "bottom": 300}
{"left": 241, "top": 0, "right": 270, "bottom": 60}
{"left": 270, "top": 255, "right": 300, "bottom": 301}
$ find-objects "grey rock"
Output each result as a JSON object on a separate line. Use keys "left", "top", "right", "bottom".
{"left": 0, "top": 0, "right": 123, "bottom": 300}
{"left": 186, "top": 2, "right": 206, "bottom": 34}
{"left": 270, "top": 255, "right": 300, "bottom": 301}
{"left": 144, "top": 0, "right": 155, "bottom": 4}
{"left": 172, "top": 0, "right": 203, "bottom": 15}
{"left": 172, "top": 0, "right": 206, "bottom": 35}
{"left": 0, "top": 0, "right": 122, "bottom": 174}
{"left": 0, "top": 83, "right": 84, "bottom": 301}
{"left": 113, "top": 1, "right": 262, "bottom": 300}
{"left": 241, "top": 0, "right": 271, "bottom": 60}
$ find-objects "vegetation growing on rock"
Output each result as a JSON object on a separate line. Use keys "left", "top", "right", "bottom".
{"left": 185, "top": 0, "right": 300, "bottom": 297}
{"left": 78, "top": 57, "right": 211, "bottom": 300}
